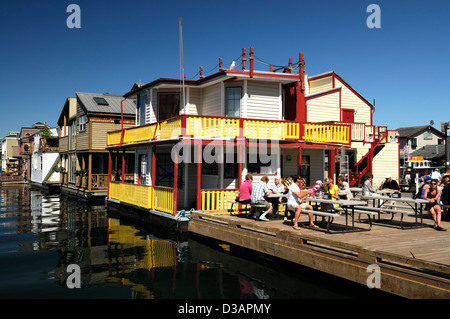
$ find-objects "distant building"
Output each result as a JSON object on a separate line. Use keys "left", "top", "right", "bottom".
{"left": 1, "top": 132, "right": 20, "bottom": 175}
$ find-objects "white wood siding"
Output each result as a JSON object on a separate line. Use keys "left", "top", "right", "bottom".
{"left": 372, "top": 142, "right": 400, "bottom": 187}
{"left": 246, "top": 81, "right": 281, "bottom": 120}
{"left": 308, "top": 76, "right": 333, "bottom": 94}
{"left": 201, "top": 83, "right": 221, "bottom": 116}
{"left": 334, "top": 77, "right": 371, "bottom": 125}
{"left": 306, "top": 91, "right": 340, "bottom": 123}
{"left": 187, "top": 87, "right": 201, "bottom": 115}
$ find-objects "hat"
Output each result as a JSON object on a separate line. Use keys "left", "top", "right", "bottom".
{"left": 424, "top": 175, "right": 432, "bottom": 181}
{"left": 385, "top": 174, "right": 391, "bottom": 179}
{"left": 315, "top": 180, "right": 322, "bottom": 185}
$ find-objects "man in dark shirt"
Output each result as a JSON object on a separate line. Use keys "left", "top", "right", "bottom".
{"left": 380, "top": 174, "right": 400, "bottom": 192}
{"left": 442, "top": 175, "right": 450, "bottom": 205}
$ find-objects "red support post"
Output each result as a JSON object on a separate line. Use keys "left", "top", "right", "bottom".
{"left": 107, "top": 150, "right": 112, "bottom": 198}
{"left": 219, "top": 58, "right": 223, "bottom": 71}
{"left": 249, "top": 47, "right": 254, "bottom": 78}
{"left": 152, "top": 145, "right": 156, "bottom": 187}
{"left": 196, "top": 143, "right": 202, "bottom": 210}
{"left": 200, "top": 67, "right": 203, "bottom": 79}
{"left": 298, "top": 147, "right": 302, "bottom": 176}
{"left": 242, "top": 48, "right": 246, "bottom": 70}
{"left": 173, "top": 151, "right": 178, "bottom": 215}
{"left": 121, "top": 151, "right": 125, "bottom": 183}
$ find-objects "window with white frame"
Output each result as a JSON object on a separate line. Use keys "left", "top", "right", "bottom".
{"left": 226, "top": 87, "right": 241, "bottom": 117}
{"left": 79, "top": 115, "right": 86, "bottom": 132}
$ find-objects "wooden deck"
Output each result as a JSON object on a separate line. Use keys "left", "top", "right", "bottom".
{"left": 189, "top": 205, "right": 450, "bottom": 299}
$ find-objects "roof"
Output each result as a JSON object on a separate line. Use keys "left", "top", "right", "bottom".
{"left": 410, "top": 143, "right": 446, "bottom": 159}
{"left": 76, "top": 92, "right": 135, "bottom": 115}
{"left": 397, "top": 125, "right": 445, "bottom": 138}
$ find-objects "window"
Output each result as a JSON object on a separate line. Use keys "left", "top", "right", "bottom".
{"left": 93, "top": 97, "right": 108, "bottom": 105}
{"left": 226, "top": 87, "right": 241, "bottom": 117}
{"left": 300, "top": 156, "right": 310, "bottom": 186}
{"left": 224, "top": 152, "right": 238, "bottom": 178}
{"left": 410, "top": 138, "right": 417, "bottom": 150}
{"left": 158, "top": 93, "right": 180, "bottom": 121}
{"left": 138, "top": 94, "right": 147, "bottom": 125}
{"left": 79, "top": 115, "right": 86, "bottom": 132}
{"left": 247, "top": 152, "right": 277, "bottom": 175}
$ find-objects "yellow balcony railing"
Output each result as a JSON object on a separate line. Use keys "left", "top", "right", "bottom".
{"left": 152, "top": 186, "right": 174, "bottom": 214}
{"left": 302, "top": 123, "right": 350, "bottom": 145}
{"left": 201, "top": 189, "right": 239, "bottom": 211}
{"left": 108, "top": 115, "right": 351, "bottom": 147}
{"left": 244, "top": 120, "right": 299, "bottom": 139}
{"left": 186, "top": 116, "right": 239, "bottom": 137}
{"left": 109, "top": 182, "right": 174, "bottom": 215}
{"left": 107, "top": 131, "right": 122, "bottom": 146}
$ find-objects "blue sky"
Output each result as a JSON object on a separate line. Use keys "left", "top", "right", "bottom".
{"left": 0, "top": 0, "right": 449, "bottom": 138}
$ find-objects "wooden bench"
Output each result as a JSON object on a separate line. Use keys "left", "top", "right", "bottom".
{"left": 286, "top": 209, "right": 341, "bottom": 232}
{"left": 352, "top": 205, "right": 416, "bottom": 229}
{"left": 227, "top": 200, "right": 251, "bottom": 215}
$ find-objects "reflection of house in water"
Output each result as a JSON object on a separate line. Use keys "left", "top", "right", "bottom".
{"left": 30, "top": 191, "right": 61, "bottom": 245}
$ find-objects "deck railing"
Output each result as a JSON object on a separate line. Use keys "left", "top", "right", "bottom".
{"left": 201, "top": 189, "right": 239, "bottom": 211}
{"left": 107, "top": 115, "right": 350, "bottom": 146}
{"left": 109, "top": 182, "right": 174, "bottom": 215}
{"left": 302, "top": 123, "right": 351, "bottom": 145}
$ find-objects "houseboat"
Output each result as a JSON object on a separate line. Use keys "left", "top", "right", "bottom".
{"left": 57, "top": 93, "right": 136, "bottom": 199}
{"left": 105, "top": 48, "right": 400, "bottom": 228}
{"left": 29, "top": 126, "right": 61, "bottom": 192}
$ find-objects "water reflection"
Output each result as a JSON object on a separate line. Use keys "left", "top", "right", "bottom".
{"left": 0, "top": 185, "right": 397, "bottom": 299}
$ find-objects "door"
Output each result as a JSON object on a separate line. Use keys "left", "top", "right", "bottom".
{"left": 341, "top": 109, "right": 355, "bottom": 123}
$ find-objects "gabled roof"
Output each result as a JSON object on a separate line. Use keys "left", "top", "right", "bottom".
{"left": 76, "top": 92, "right": 135, "bottom": 115}
{"left": 308, "top": 71, "right": 374, "bottom": 109}
{"left": 397, "top": 125, "right": 445, "bottom": 138}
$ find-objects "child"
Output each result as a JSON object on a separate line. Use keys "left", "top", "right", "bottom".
{"left": 310, "top": 180, "right": 323, "bottom": 195}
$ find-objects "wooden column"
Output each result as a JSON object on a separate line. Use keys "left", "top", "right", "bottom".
{"left": 107, "top": 151, "right": 112, "bottom": 198}
{"left": 196, "top": 143, "right": 202, "bottom": 210}
{"left": 88, "top": 154, "right": 92, "bottom": 191}
{"left": 173, "top": 151, "right": 178, "bottom": 216}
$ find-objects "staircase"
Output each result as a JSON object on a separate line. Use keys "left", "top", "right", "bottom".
{"left": 348, "top": 126, "right": 389, "bottom": 187}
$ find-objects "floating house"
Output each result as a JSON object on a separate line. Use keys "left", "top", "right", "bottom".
{"left": 29, "top": 126, "right": 61, "bottom": 190}
{"left": 57, "top": 93, "right": 136, "bottom": 199}
{"left": 1, "top": 131, "right": 20, "bottom": 175}
{"left": 105, "top": 48, "right": 400, "bottom": 225}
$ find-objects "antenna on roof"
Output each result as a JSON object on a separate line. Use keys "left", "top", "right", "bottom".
{"left": 179, "top": 18, "right": 186, "bottom": 113}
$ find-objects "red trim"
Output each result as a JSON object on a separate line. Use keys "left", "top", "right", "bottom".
{"left": 173, "top": 151, "right": 178, "bottom": 215}
{"left": 196, "top": 143, "right": 202, "bottom": 210}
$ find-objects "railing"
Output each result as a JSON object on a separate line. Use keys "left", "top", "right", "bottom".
{"left": 302, "top": 123, "right": 351, "bottom": 144}
{"left": 109, "top": 182, "right": 174, "bottom": 215}
{"left": 244, "top": 120, "right": 299, "bottom": 139}
{"left": 201, "top": 189, "right": 239, "bottom": 211}
{"left": 152, "top": 186, "right": 174, "bottom": 214}
{"left": 186, "top": 116, "right": 239, "bottom": 137}
{"left": 108, "top": 115, "right": 351, "bottom": 147}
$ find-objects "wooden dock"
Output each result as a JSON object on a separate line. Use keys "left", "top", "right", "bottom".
{"left": 189, "top": 209, "right": 450, "bottom": 299}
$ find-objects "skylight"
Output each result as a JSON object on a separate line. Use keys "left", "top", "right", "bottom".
{"left": 93, "top": 97, "right": 109, "bottom": 105}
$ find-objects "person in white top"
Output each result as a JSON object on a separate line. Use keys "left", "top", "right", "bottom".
{"left": 287, "top": 175, "right": 317, "bottom": 230}
{"left": 431, "top": 169, "right": 441, "bottom": 181}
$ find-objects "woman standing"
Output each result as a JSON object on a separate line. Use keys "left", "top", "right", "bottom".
{"left": 424, "top": 179, "right": 446, "bottom": 231}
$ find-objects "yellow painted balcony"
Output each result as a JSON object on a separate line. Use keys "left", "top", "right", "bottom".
{"left": 302, "top": 123, "right": 351, "bottom": 145}
{"left": 107, "top": 115, "right": 351, "bottom": 146}
{"left": 201, "top": 189, "right": 239, "bottom": 211}
{"left": 109, "top": 182, "right": 174, "bottom": 215}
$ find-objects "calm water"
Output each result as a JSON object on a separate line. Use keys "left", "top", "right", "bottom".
{"left": 0, "top": 184, "right": 397, "bottom": 300}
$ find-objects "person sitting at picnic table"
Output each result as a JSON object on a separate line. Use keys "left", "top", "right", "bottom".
{"left": 379, "top": 174, "right": 400, "bottom": 192}
{"left": 238, "top": 174, "right": 253, "bottom": 205}
{"left": 310, "top": 180, "right": 324, "bottom": 196}
{"left": 424, "top": 179, "right": 446, "bottom": 231}
{"left": 250, "top": 176, "right": 273, "bottom": 221}
{"left": 324, "top": 178, "right": 340, "bottom": 211}
{"left": 441, "top": 175, "right": 450, "bottom": 221}
{"left": 337, "top": 175, "right": 353, "bottom": 200}
{"left": 362, "top": 173, "right": 380, "bottom": 197}
{"left": 288, "top": 175, "right": 317, "bottom": 230}
{"left": 267, "top": 177, "right": 285, "bottom": 215}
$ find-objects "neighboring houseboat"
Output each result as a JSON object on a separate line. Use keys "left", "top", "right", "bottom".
{"left": 1, "top": 131, "right": 20, "bottom": 178}
{"left": 57, "top": 93, "right": 136, "bottom": 199}
{"left": 12, "top": 122, "right": 47, "bottom": 182}
{"left": 105, "top": 48, "right": 400, "bottom": 227}
{"left": 29, "top": 126, "right": 61, "bottom": 192}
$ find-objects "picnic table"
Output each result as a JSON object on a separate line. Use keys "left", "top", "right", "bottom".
{"left": 300, "top": 197, "right": 372, "bottom": 232}
{"left": 360, "top": 195, "right": 429, "bottom": 229}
